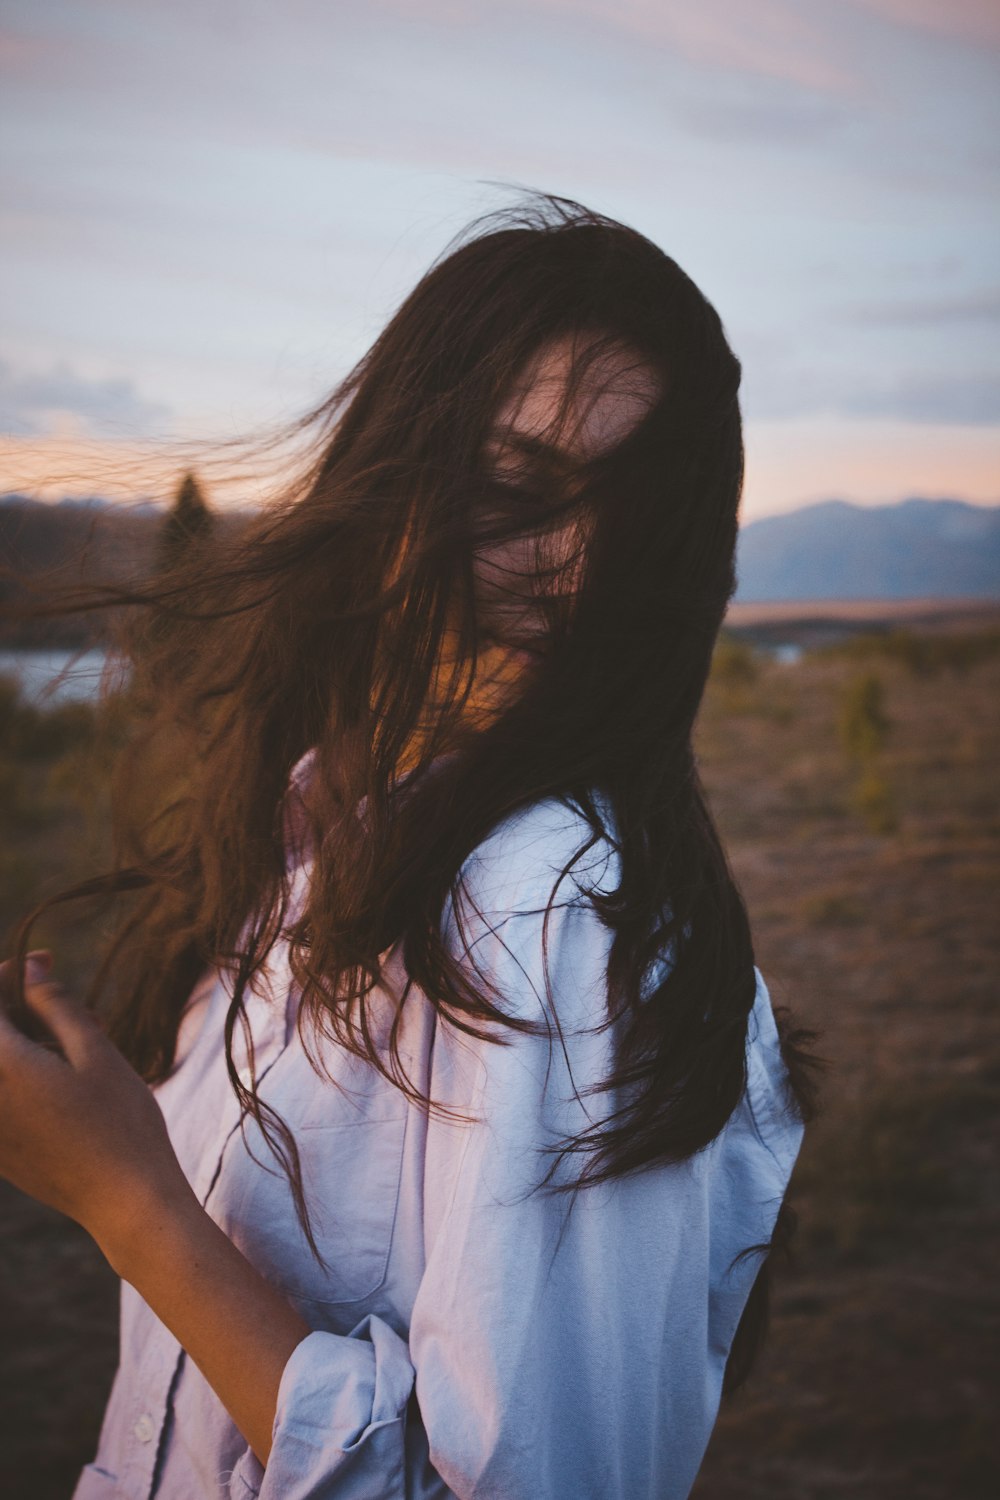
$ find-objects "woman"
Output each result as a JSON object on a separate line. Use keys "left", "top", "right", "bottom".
{"left": 0, "top": 194, "right": 812, "bottom": 1499}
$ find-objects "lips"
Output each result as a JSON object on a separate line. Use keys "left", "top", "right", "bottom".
{"left": 484, "top": 634, "right": 548, "bottom": 662}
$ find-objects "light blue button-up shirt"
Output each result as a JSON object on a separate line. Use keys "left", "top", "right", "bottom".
{"left": 73, "top": 784, "right": 804, "bottom": 1500}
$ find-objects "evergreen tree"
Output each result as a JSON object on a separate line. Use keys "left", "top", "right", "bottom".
{"left": 159, "top": 471, "right": 213, "bottom": 573}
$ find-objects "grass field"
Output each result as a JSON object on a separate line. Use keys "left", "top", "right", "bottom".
{"left": 1, "top": 614, "right": 998, "bottom": 1499}
{"left": 692, "top": 621, "right": 999, "bottom": 1499}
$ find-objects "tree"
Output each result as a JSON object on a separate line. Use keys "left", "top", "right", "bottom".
{"left": 159, "top": 471, "right": 213, "bottom": 573}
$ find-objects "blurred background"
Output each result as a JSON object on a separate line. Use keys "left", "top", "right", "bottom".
{"left": 1, "top": 3, "right": 998, "bottom": 1497}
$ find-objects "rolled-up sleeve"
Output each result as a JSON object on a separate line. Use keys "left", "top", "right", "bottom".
{"left": 229, "top": 861, "right": 797, "bottom": 1499}
{"left": 229, "top": 1316, "right": 415, "bottom": 1499}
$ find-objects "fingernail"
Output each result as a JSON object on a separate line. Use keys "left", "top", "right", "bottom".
{"left": 25, "top": 957, "right": 49, "bottom": 985}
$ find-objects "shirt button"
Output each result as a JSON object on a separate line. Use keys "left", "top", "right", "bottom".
{"left": 133, "top": 1414, "right": 156, "bottom": 1444}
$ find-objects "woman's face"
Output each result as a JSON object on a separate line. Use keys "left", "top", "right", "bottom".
{"left": 404, "top": 332, "right": 662, "bottom": 758}
{"left": 472, "top": 332, "right": 662, "bottom": 672}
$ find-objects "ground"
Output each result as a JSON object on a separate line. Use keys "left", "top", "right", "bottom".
{"left": 1, "top": 615, "right": 997, "bottom": 1499}
{"left": 691, "top": 624, "right": 999, "bottom": 1499}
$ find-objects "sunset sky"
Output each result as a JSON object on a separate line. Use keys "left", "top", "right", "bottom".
{"left": 1, "top": 0, "right": 997, "bottom": 519}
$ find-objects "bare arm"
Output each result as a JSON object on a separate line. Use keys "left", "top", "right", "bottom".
{"left": 0, "top": 955, "right": 310, "bottom": 1465}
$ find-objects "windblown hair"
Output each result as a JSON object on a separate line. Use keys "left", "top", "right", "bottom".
{"left": 12, "top": 191, "right": 818, "bottom": 1390}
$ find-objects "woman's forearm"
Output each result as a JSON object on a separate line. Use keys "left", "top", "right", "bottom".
{"left": 104, "top": 1183, "right": 311, "bottom": 1465}
{"left": 0, "top": 960, "right": 311, "bottom": 1467}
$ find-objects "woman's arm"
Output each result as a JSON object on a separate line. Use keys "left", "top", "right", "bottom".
{"left": 109, "top": 1186, "right": 311, "bottom": 1464}
{"left": 0, "top": 956, "right": 310, "bottom": 1465}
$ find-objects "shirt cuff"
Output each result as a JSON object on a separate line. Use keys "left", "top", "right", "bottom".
{"left": 229, "top": 1316, "right": 415, "bottom": 1500}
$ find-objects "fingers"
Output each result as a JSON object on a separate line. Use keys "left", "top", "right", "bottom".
{"left": 0, "top": 950, "right": 53, "bottom": 1001}
{"left": 23, "top": 973, "right": 102, "bottom": 1068}
{"left": 0, "top": 953, "right": 57, "bottom": 1048}
{"left": 25, "top": 952, "right": 54, "bottom": 985}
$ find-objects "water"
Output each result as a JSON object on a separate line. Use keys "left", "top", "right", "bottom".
{"left": 1, "top": 640, "right": 807, "bottom": 706}
{"left": 0, "top": 648, "right": 113, "bottom": 705}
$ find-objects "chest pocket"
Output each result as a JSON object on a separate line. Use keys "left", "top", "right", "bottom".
{"left": 215, "top": 1050, "right": 410, "bottom": 1312}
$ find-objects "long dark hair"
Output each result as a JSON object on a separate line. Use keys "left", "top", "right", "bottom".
{"left": 11, "top": 191, "right": 818, "bottom": 1390}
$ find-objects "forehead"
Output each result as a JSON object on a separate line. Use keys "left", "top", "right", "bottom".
{"left": 486, "top": 332, "right": 663, "bottom": 470}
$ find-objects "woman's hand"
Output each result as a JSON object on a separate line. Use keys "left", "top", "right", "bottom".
{"left": 0, "top": 951, "right": 195, "bottom": 1269}
{"left": 0, "top": 950, "right": 311, "bottom": 1463}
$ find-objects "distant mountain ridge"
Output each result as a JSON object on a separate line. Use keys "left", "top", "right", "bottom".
{"left": 2, "top": 494, "right": 998, "bottom": 624}
{"left": 0, "top": 493, "right": 242, "bottom": 649}
{"left": 735, "top": 498, "right": 1000, "bottom": 602}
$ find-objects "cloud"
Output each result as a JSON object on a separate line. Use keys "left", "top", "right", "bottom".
{"left": 534, "top": 0, "right": 863, "bottom": 95}
{"left": 840, "top": 372, "right": 1000, "bottom": 425}
{"left": 0, "top": 357, "right": 171, "bottom": 438}
{"left": 675, "top": 92, "right": 849, "bottom": 145}
{"left": 837, "top": 289, "right": 1000, "bottom": 325}
{"left": 849, "top": 0, "right": 1000, "bottom": 50}
{"left": 0, "top": 25, "right": 53, "bottom": 70}
{"left": 0, "top": 1, "right": 866, "bottom": 110}
{"left": 744, "top": 364, "right": 1000, "bottom": 425}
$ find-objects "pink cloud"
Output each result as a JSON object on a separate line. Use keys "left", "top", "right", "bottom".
{"left": 850, "top": 0, "right": 1000, "bottom": 50}
{"left": 532, "top": 0, "right": 865, "bottom": 97}
{"left": 0, "top": 27, "right": 51, "bottom": 70}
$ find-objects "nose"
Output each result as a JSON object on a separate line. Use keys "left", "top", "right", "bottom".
{"left": 473, "top": 517, "right": 586, "bottom": 654}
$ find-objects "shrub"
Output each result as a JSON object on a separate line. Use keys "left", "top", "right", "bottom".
{"left": 838, "top": 672, "right": 890, "bottom": 764}
{"left": 852, "top": 765, "right": 898, "bottom": 835}
{"left": 711, "top": 633, "right": 759, "bottom": 691}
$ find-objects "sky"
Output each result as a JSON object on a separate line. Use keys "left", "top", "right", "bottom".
{"left": 1, "top": 0, "right": 998, "bottom": 520}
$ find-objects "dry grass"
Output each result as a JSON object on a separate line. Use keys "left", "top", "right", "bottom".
{"left": 692, "top": 633, "right": 1000, "bottom": 1499}
{"left": 1, "top": 626, "right": 998, "bottom": 1498}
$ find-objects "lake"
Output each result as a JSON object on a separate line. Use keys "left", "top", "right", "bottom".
{"left": 0, "top": 648, "right": 113, "bottom": 705}
{"left": 1, "top": 641, "right": 806, "bottom": 706}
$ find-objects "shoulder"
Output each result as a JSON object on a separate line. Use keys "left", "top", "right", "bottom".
{"left": 454, "top": 790, "right": 621, "bottom": 923}
{"left": 440, "top": 792, "right": 621, "bottom": 1029}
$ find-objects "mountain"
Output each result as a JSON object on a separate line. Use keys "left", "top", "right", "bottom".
{"left": 0, "top": 495, "right": 163, "bottom": 648}
{"left": 3, "top": 495, "right": 999, "bottom": 642}
{"left": 0, "top": 494, "right": 248, "bottom": 648}
{"left": 734, "top": 498, "right": 1000, "bottom": 602}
